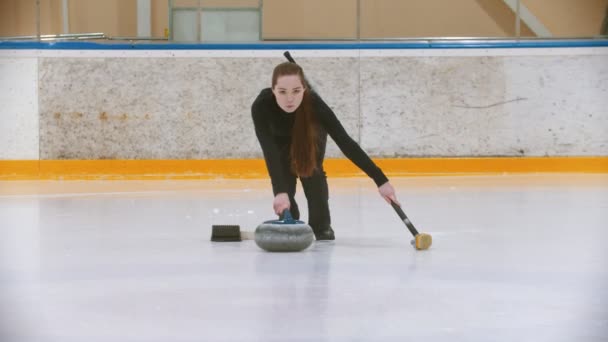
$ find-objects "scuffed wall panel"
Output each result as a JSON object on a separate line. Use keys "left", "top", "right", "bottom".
{"left": 0, "top": 58, "right": 39, "bottom": 160}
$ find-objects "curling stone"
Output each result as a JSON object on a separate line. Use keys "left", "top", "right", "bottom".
{"left": 254, "top": 210, "right": 314, "bottom": 252}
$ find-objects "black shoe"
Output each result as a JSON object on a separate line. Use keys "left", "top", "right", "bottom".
{"left": 314, "top": 226, "right": 335, "bottom": 240}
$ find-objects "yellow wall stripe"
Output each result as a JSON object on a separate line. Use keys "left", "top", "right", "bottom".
{"left": 1, "top": 157, "right": 607, "bottom": 180}
{"left": 0, "top": 160, "right": 40, "bottom": 179}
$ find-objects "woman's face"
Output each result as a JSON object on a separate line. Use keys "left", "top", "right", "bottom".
{"left": 272, "top": 74, "right": 305, "bottom": 113}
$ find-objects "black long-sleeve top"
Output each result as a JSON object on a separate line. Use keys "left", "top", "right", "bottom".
{"left": 252, "top": 88, "right": 389, "bottom": 195}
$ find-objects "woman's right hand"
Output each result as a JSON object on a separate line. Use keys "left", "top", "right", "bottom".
{"left": 273, "top": 193, "right": 290, "bottom": 215}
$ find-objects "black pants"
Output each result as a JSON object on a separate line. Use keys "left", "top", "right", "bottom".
{"left": 279, "top": 135, "right": 331, "bottom": 233}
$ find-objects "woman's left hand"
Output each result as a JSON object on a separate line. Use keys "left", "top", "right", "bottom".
{"left": 378, "top": 182, "right": 400, "bottom": 206}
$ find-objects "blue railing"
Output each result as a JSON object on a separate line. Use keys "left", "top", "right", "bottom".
{"left": 1, "top": 39, "right": 608, "bottom": 50}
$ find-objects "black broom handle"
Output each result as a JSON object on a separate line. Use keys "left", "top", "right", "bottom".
{"left": 283, "top": 51, "right": 296, "bottom": 63}
{"left": 390, "top": 201, "right": 420, "bottom": 237}
{"left": 283, "top": 51, "right": 313, "bottom": 90}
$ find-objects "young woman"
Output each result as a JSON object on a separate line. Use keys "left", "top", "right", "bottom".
{"left": 251, "top": 62, "right": 399, "bottom": 240}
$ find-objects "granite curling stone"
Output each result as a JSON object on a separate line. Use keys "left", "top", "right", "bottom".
{"left": 254, "top": 210, "right": 314, "bottom": 252}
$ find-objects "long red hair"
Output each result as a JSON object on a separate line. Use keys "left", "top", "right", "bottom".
{"left": 272, "top": 62, "right": 317, "bottom": 177}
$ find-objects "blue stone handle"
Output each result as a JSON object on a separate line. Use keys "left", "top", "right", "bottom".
{"left": 281, "top": 209, "right": 295, "bottom": 223}
{"left": 262, "top": 208, "right": 303, "bottom": 225}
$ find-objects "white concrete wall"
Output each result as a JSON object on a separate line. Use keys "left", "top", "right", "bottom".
{"left": 0, "top": 47, "right": 606, "bottom": 160}
{"left": 0, "top": 57, "right": 39, "bottom": 160}
{"left": 360, "top": 52, "right": 608, "bottom": 156}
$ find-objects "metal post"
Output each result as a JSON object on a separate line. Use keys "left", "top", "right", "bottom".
{"left": 356, "top": 0, "right": 361, "bottom": 40}
{"left": 168, "top": 0, "right": 173, "bottom": 41}
{"left": 62, "top": 0, "right": 69, "bottom": 34}
{"left": 258, "top": 0, "right": 263, "bottom": 41}
{"left": 137, "top": 0, "right": 152, "bottom": 37}
{"left": 36, "top": 0, "right": 41, "bottom": 40}
{"left": 515, "top": 0, "right": 521, "bottom": 38}
{"left": 197, "top": 0, "right": 202, "bottom": 42}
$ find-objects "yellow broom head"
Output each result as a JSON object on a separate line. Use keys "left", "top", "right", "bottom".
{"left": 415, "top": 233, "right": 432, "bottom": 250}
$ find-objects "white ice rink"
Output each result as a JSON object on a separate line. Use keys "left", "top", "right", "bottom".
{"left": 1, "top": 174, "right": 607, "bottom": 341}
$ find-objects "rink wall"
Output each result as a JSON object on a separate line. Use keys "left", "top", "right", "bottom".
{"left": 1, "top": 41, "right": 607, "bottom": 179}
